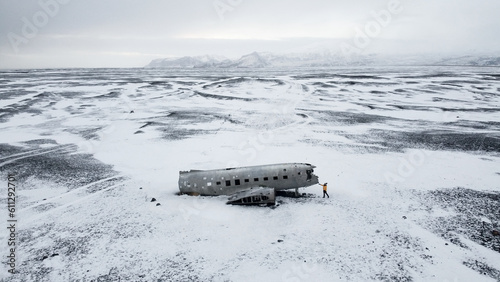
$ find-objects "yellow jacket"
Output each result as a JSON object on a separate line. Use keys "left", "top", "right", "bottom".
{"left": 321, "top": 184, "right": 327, "bottom": 191}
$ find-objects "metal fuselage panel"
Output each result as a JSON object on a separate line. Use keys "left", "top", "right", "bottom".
{"left": 178, "top": 163, "right": 319, "bottom": 196}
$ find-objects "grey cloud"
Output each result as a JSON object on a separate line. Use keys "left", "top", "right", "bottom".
{"left": 1, "top": 0, "right": 499, "bottom": 68}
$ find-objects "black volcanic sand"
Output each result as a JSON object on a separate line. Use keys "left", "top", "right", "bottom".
{"left": 1, "top": 68, "right": 499, "bottom": 281}
{"left": 0, "top": 139, "right": 121, "bottom": 207}
{"left": 414, "top": 188, "right": 500, "bottom": 280}
{"left": 283, "top": 187, "right": 500, "bottom": 280}
{"left": 1, "top": 139, "right": 130, "bottom": 281}
{"left": 366, "top": 130, "right": 500, "bottom": 153}
{"left": 298, "top": 109, "right": 500, "bottom": 153}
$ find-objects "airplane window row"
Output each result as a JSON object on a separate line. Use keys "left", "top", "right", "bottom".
{"left": 219, "top": 175, "right": 289, "bottom": 187}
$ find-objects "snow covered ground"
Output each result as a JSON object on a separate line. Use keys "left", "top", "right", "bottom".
{"left": 0, "top": 66, "right": 499, "bottom": 281}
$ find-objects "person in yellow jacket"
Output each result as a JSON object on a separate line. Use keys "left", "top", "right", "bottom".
{"left": 319, "top": 183, "right": 329, "bottom": 198}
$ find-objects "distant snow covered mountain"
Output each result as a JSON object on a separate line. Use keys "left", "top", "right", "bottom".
{"left": 145, "top": 51, "right": 365, "bottom": 68}
{"left": 145, "top": 51, "right": 500, "bottom": 68}
{"left": 228, "top": 51, "right": 269, "bottom": 68}
{"left": 147, "top": 55, "right": 231, "bottom": 68}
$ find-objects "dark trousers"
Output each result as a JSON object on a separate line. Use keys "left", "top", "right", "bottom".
{"left": 323, "top": 191, "right": 329, "bottom": 198}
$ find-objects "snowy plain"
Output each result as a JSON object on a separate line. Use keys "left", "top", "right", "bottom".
{"left": 0, "top": 66, "right": 499, "bottom": 281}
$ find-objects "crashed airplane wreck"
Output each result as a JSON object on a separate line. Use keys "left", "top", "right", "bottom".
{"left": 178, "top": 163, "right": 319, "bottom": 205}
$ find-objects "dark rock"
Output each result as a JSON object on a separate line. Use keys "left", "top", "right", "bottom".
{"left": 156, "top": 203, "right": 161, "bottom": 206}
{"left": 151, "top": 198, "right": 156, "bottom": 202}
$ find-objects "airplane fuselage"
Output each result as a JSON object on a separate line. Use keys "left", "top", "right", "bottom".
{"left": 178, "top": 163, "right": 319, "bottom": 196}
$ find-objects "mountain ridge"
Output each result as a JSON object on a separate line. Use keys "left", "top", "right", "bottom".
{"left": 145, "top": 52, "right": 500, "bottom": 68}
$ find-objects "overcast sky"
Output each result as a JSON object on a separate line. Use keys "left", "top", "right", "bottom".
{"left": 1, "top": 0, "right": 499, "bottom": 69}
